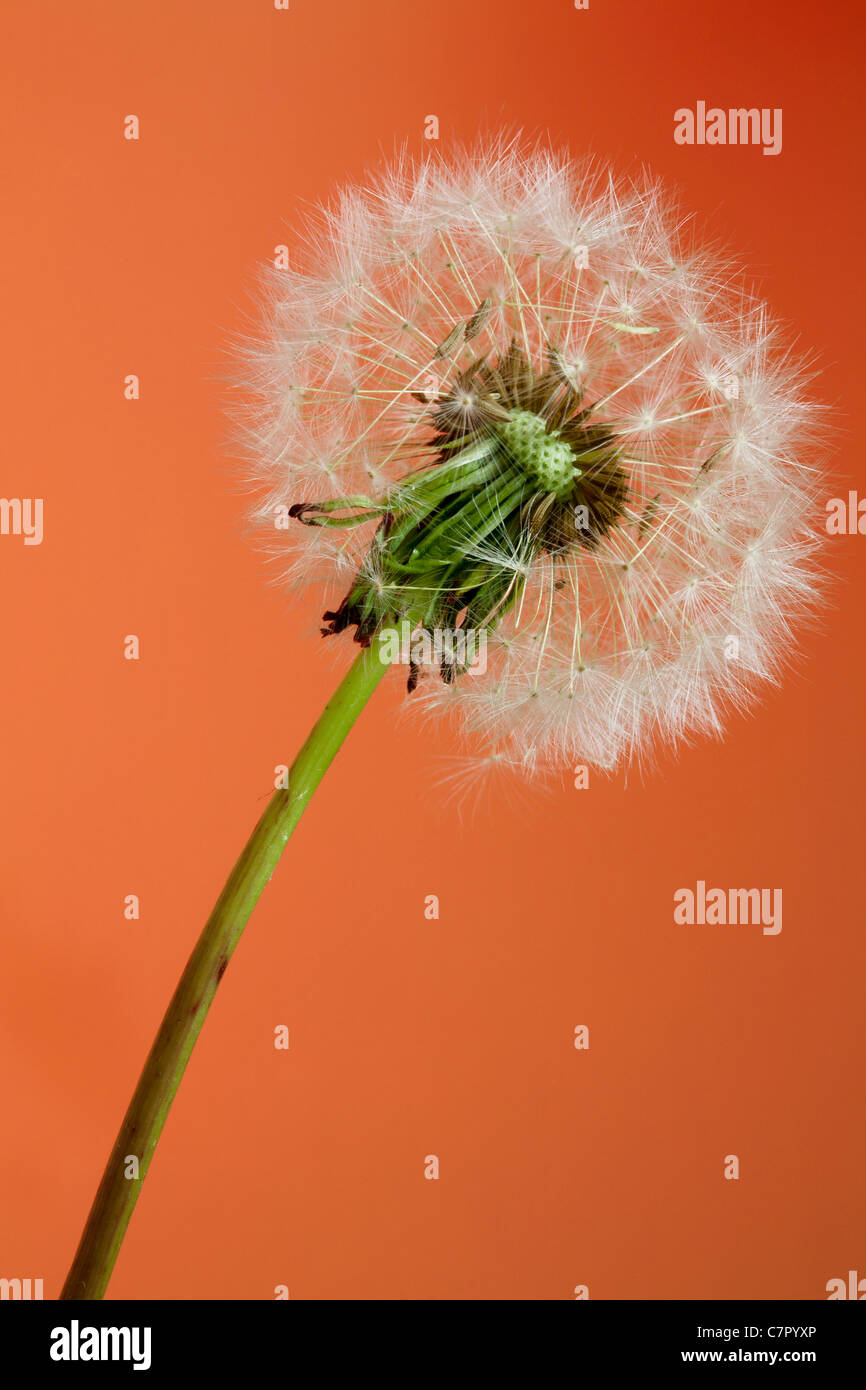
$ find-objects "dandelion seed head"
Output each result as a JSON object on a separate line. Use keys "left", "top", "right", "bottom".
{"left": 234, "top": 138, "right": 829, "bottom": 777}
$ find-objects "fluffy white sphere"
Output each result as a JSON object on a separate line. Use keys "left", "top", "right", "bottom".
{"left": 235, "top": 139, "right": 827, "bottom": 777}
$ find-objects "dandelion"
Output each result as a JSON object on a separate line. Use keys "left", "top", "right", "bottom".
{"left": 62, "top": 139, "right": 827, "bottom": 1298}
{"left": 239, "top": 138, "right": 825, "bottom": 776}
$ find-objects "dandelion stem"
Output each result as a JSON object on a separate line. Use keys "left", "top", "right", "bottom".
{"left": 60, "top": 642, "right": 392, "bottom": 1300}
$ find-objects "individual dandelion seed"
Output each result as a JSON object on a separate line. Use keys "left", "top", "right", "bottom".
{"left": 62, "top": 139, "right": 829, "bottom": 1299}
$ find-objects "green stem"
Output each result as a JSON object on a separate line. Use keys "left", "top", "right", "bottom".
{"left": 61, "top": 642, "right": 391, "bottom": 1300}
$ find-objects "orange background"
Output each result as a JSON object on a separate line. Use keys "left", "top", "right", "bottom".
{"left": 1, "top": 0, "right": 863, "bottom": 1300}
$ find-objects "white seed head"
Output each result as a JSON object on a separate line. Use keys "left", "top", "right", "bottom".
{"left": 234, "top": 138, "right": 829, "bottom": 777}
